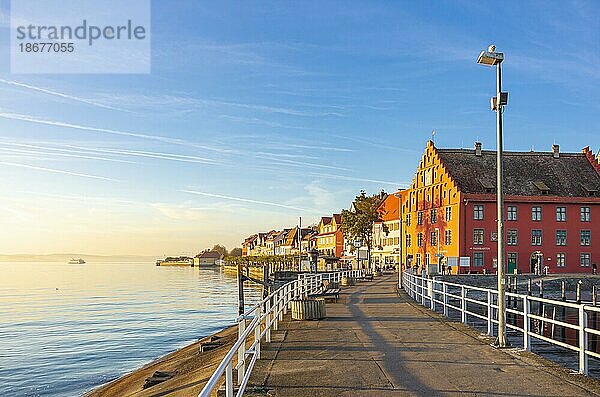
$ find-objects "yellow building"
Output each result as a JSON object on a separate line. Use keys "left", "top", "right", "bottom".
{"left": 401, "top": 140, "right": 461, "bottom": 274}
{"left": 316, "top": 214, "right": 344, "bottom": 270}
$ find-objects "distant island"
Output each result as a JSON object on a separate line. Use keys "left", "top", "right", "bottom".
{"left": 0, "top": 254, "right": 158, "bottom": 263}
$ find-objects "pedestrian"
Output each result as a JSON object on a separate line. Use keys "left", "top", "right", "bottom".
{"left": 593, "top": 263, "right": 597, "bottom": 275}
{"left": 441, "top": 263, "right": 446, "bottom": 275}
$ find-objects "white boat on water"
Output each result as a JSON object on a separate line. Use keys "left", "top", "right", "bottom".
{"left": 68, "top": 258, "right": 85, "bottom": 264}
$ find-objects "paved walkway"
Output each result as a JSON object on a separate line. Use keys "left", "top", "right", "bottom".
{"left": 248, "top": 275, "right": 600, "bottom": 396}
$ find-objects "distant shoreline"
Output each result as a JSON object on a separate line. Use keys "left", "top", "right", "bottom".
{"left": 0, "top": 254, "right": 159, "bottom": 263}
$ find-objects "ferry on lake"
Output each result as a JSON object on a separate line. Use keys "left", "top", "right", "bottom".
{"left": 67, "top": 258, "right": 85, "bottom": 264}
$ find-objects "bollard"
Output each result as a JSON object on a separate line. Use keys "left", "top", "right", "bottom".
{"left": 561, "top": 280, "right": 566, "bottom": 302}
{"left": 527, "top": 278, "right": 532, "bottom": 296}
{"left": 577, "top": 281, "right": 582, "bottom": 304}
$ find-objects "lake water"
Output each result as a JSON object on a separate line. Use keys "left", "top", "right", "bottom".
{"left": 0, "top": 262, "right": 261, "bottom": 397}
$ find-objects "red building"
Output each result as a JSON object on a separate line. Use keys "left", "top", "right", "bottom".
{"left": 402, "top": 141, "right": 599, "bottom": 275}
{"left": 441, "top": 143, "right": 600, "bottom": 274}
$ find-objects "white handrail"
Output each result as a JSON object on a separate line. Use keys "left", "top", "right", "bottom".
{"left": 199, "top": 269, "right": 365, "bottom": 397}
{"left": 402, "top": 271, "right": 600, "bottom": 376}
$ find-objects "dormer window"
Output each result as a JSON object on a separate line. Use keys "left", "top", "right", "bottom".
{"left": 533, "top": 181, "right": 550, "bottom": 195}
{"left": 478, "top": 178, "right": 495, "bottom": 194}
{"left": 582, "top": 185, "right": 598, "bottom": 197}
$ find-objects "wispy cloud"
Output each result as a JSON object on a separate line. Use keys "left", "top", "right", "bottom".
{"left": 0, "top": 111, "right": 232, "bottom": 153}
{"left": 182, "top": 189, "right": 320, "bottom": 213}
{"left": 0, "top": 161, "right": 117, "bottom": 181}
{"left": 0, "top": 79, "right": 132, "bottom": 112}
{"left": 0, "top": 142, "right": 136, "bottom": 164}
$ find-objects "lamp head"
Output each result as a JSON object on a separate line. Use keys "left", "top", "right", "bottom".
{"left": 477, "top": 45, "right": 504, "bottom": 66}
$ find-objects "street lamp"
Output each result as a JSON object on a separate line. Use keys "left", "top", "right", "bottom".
{"left": 477, "top": 44, "right": 508, "bottom": 348}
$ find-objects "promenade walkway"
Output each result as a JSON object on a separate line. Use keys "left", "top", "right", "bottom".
{"left": 248, "top": 275, "right": 600, "bottom": 396}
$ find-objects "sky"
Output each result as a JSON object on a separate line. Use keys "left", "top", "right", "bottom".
{"left": 0, "top": 0, "right": 598, "bottom": 256}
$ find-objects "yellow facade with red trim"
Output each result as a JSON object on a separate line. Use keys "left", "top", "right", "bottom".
{"left": 401, "top": 141, "right": 462, "bottom": 274}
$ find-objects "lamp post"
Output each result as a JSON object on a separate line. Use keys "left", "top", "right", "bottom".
{"left": 477, "top": 44, "right": 508, "bottom": 348}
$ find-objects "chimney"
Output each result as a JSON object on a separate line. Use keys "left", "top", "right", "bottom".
{"left": 552, "top": 144, "right": 560, "bottom": 158}
{"left": 475, "top": 141, "right": 482, "bottom": 157}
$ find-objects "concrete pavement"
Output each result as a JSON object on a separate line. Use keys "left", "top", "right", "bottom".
{"left": 247, "top": 275, "right": 600, "bottom": 396}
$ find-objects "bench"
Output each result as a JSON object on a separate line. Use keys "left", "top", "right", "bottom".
{"left": 308, "top": 288, "right": 340, "bottom": 302}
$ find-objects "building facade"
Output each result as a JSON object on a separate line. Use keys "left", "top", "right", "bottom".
{"left": 402, "top": 141, "right": 600, "bottom": 275}
{"left": 372, "top": 192, "right": 402, "bottom": 266}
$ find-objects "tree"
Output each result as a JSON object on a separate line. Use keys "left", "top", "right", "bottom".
{"left": 229, "top": 247, "right": 242, "bottom": 257}
{"left": 212, "top": 244, "right": 228, "bottom": 257}
{"left": 341, "top": 190, "right": 387, "bottom": 269}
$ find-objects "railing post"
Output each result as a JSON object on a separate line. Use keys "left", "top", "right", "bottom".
{"left": 265, "top": 298, "right": 271, "bottom": 343}
{"left": 523, "top": 296, "right": 530, "bottom": 351}
{"left": 225, "top": 361, "right": 233, "bottom": 397}
{"left": 579, "top": 305, "right": 589, "bottom": 375}
{"left": 461, "top": 286, "right": 467, "bottom": 323}
{"left": 273, "top": 294, "right": 279, "bottom": 331}
{"left": 443, "top": 283, "right": 448, "bottom": 317}
{"left": 237, "top": 317, "right": 246, "bottom": 384}
{"left": 278, "top": 289, "right": 284, "bottom": 321}
{"left": 254, "top": 305, "right": 261, "bottom": 360}
{"left": 430, "top": 280, "right": 435, "bottom": 311}
{"left": 487, "top": 290, "right": 493, "bottom": 335}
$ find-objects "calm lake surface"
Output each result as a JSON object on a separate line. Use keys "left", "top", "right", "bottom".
{"left": 0, "top": 262, "right": 261, "bottom": 397}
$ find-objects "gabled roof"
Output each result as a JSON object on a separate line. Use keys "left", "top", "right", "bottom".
{"left": 319, "top": 216, "right": 332, "bottom": 226}
{"left": 377, "top": 191, "right": 401, "bottom": 221}
{"left": 332, "top": 213, "right": 341, "bottom": 224}
{"left": 436, "top": 147, "right": 600, "bottom": 197}
{"left": 196, "top": 250, "right": 221, "bottom": 259}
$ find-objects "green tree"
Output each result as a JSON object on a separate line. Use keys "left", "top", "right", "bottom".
{"left": 341, "top": 190, "right": 387, "bottom": 268}
{"left": 229, "top": 247, "right": 242, "bottom": 257}
{"left": 212, "top": 244, "right": 228, "bottom": 257}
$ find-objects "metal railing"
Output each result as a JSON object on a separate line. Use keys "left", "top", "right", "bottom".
{"left": 199, "top": 269, "right": 365, "bottom": 397}
{"left": 403, "top": 271, "right": 600, "bottom": 375}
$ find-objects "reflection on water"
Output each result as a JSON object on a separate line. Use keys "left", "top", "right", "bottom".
{"left": 0, "top": 262, "right": 261, "bottom": 397}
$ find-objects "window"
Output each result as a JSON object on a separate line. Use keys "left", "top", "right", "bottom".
{"left": 507, "top": 230, "right": 518, "bottom": 245}
{"left": 532, "top": 206, "right": 542, "bottom": 221}
{"left": 430, "top": 231, "right": 438, "bottom": 246}
{"left": 581, "top": 230, "right": 591, "bottom": 246}
{"left": 556, "top": 230, "right": 567, "bottom": 246}
{"left": 417, "top": 233, "right": 423, "bottom": 247}
{"left": 425, "top": 253, "right": 430, "bottom": 266}
{"left": 445, "top": 230, "right": 452, "bottom": 245}
{"left": 405, "top": 214, "right": 411, "bottom": 226}
{"left": 556, "top": 207, "right": 567, "bottom": 222}
{"left": 557, "top": 253, "right": 566, "bottom": 267}
{"left": 508, "top": 253, "right": 517, "bottom": 269}
{"left": 507, "top": 206, "right": 518, "bottom": 221}
{"left": 474, "top": 205, "right": 484, "bottom": 220}
{"left": 581, "top": 253, "right": 591, "bottom": 267}
{"left": 473, "top": 229, "right": 484, "bottom": 245}
{"left": 445, "top": 206, "right": 452, "bottom": 221}
{"left": 531, "top": 230, "right": 542, "bottom": 245}
{"left": 417, "top": 212, "right": 423, "bottom": 225}
{"left": 416, "top": 253, "right": 421, "bottom": 266}
{"left": 430, "top": 209, "right": 437, "bottom": 224}
{"left": 406, "top": 234, "right": 412, "bottom": 247}
{"left": 394, "top": 237, "right": 399, "bottom": 245}
{"left": 581, "top": 207, "right": 590, "bottom": 222}
{"left": 473, "top": 252, "right": 484, "bottom": 267}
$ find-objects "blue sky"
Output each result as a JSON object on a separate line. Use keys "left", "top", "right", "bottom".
{"left": 0, "top": 0, "right": 598, "bottom": 255}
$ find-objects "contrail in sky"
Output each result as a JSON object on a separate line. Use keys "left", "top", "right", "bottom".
{"left": 182, "top": 189, "right": 320, "bottom": 213}
{"left": 0, "top": 161, "right": 118, "bottom": 181}
{"left": 0, "top": 111, "right": 234, "bottom": 154}
{"left": 0, "top": 79, "right": 131, "bottom": 112}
